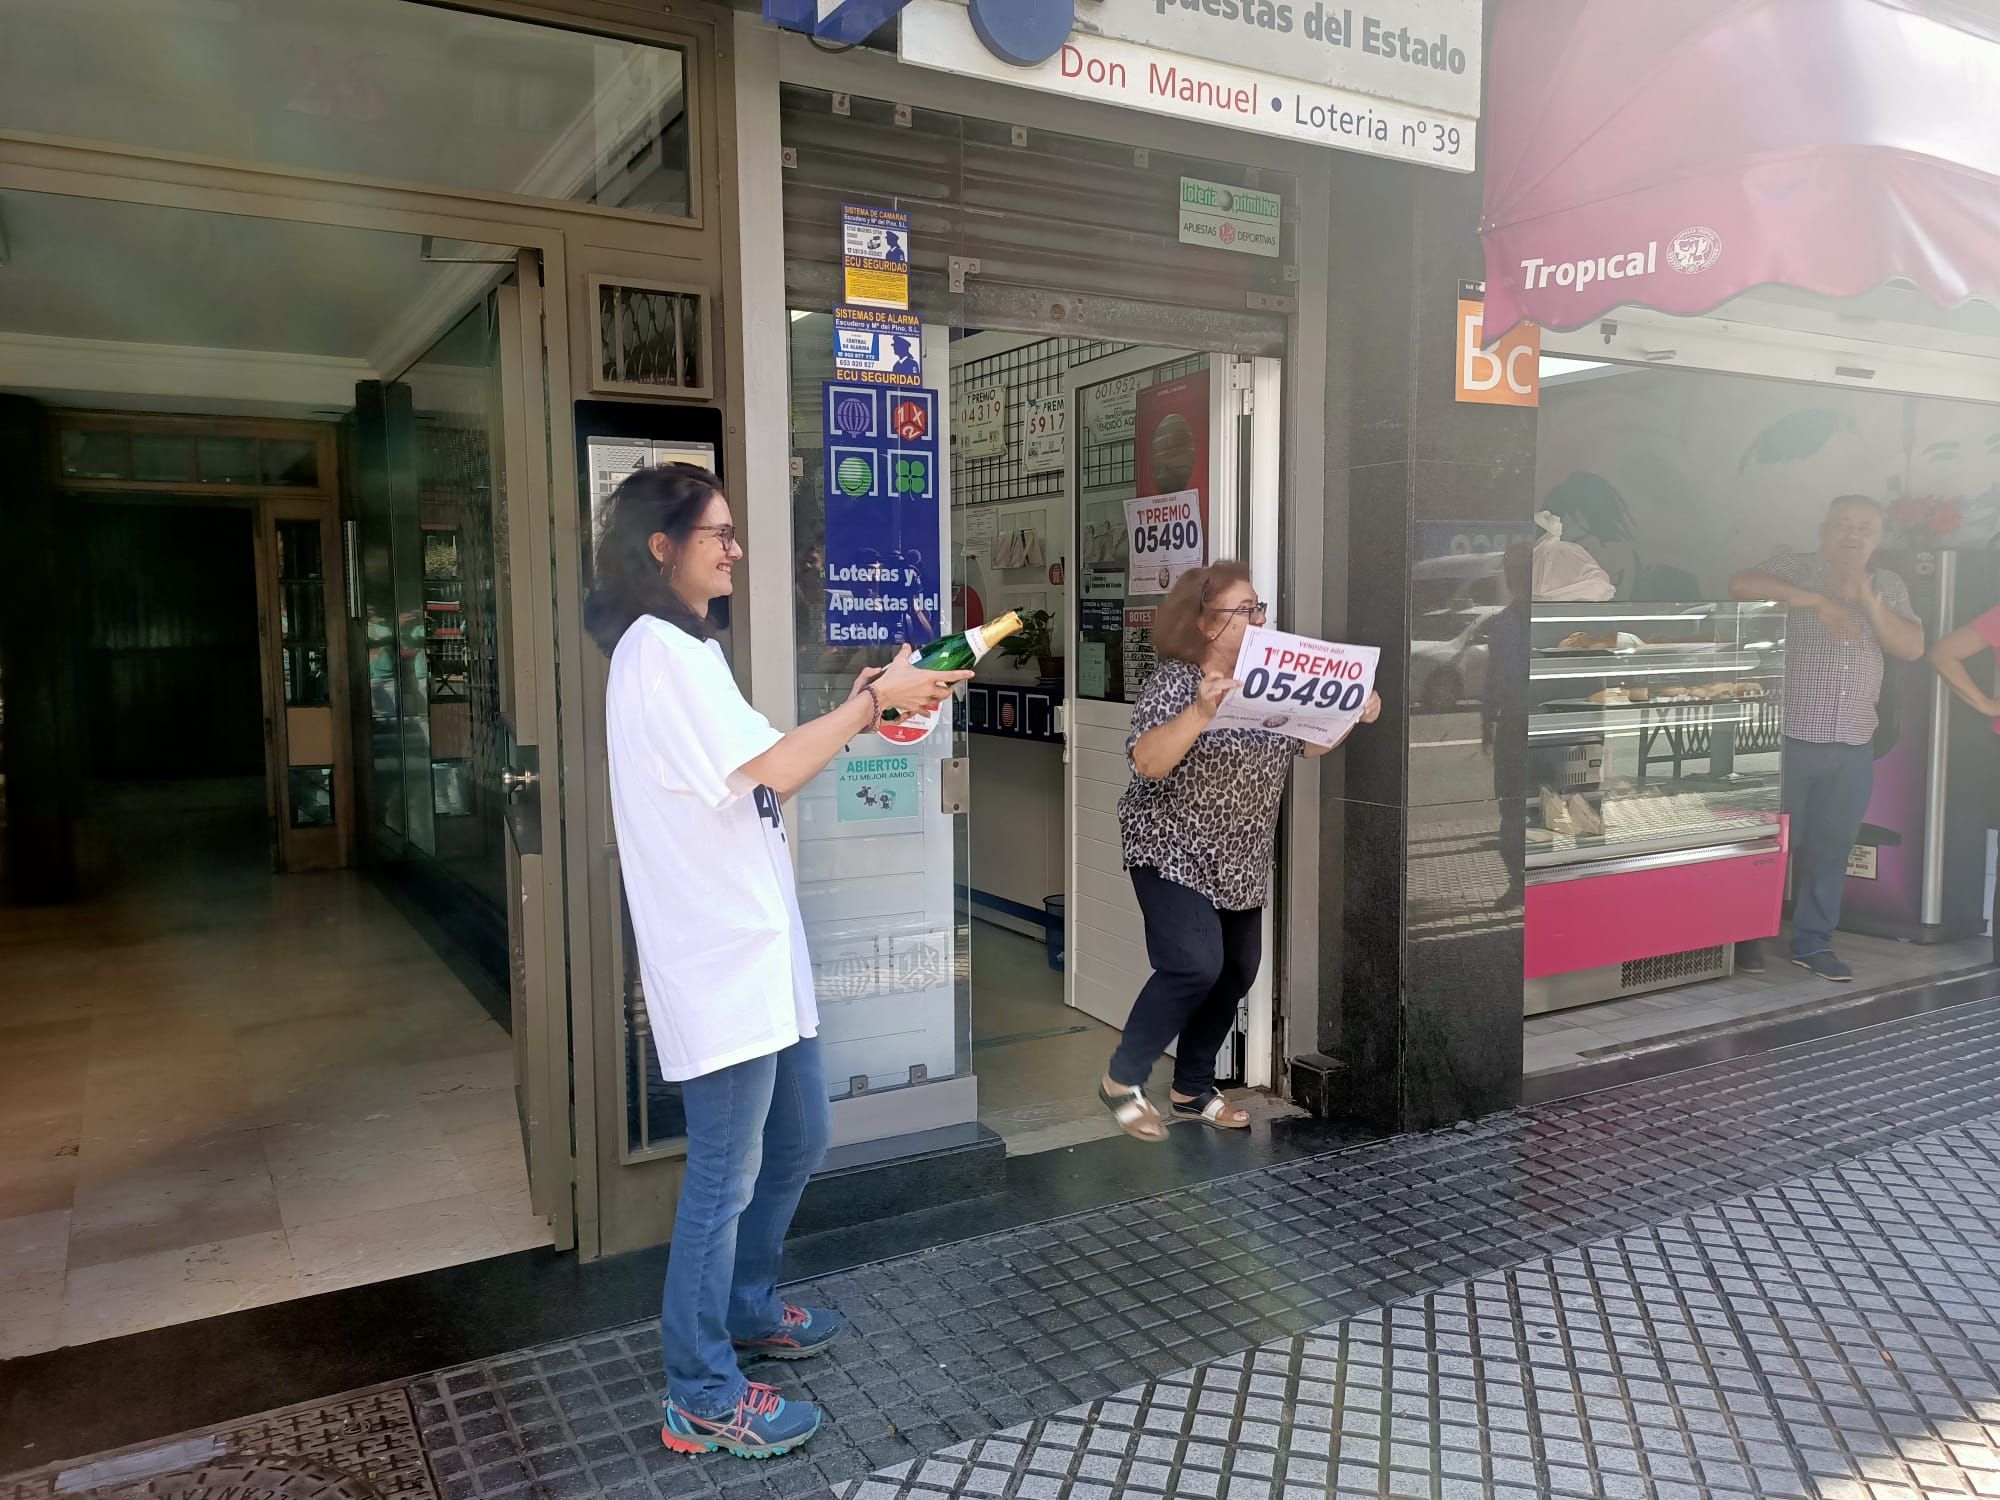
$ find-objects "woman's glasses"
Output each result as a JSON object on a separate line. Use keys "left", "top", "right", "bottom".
{"left": 691, "top": 523, "right": 739, "bottom": 549}
{"left": 1213, "top": 600, "right": 1269, "bottom": 623}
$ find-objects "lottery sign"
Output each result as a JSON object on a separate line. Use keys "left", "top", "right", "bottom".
{"left": 1122, "top": 489, "right": 1204, "bottom": 594}
{"left": 1209, "top": 627, "right": 1380, "bottom": 748}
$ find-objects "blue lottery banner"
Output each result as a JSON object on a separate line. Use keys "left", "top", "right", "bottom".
{"left": 822, "top": 381, "right": 942, "bottom": 647}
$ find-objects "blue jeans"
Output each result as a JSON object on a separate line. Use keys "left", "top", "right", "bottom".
{"left": 1783, "top": 738, "right": 1875, "bottom": 958}
{"left": 1108, "top": 867, "right": 1261, "bottom": 1096}
{"left": 661, "top": 1037, "right": 830, "bottom": 1417}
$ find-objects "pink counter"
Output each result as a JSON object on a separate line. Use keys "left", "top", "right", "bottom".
{"left": 1525, "top": 818, "right": 1788, "bottom": 980}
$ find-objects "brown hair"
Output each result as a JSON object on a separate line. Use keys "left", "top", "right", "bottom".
{"left": 1151, "top": 560, "right": 1253, "bottom": 664}
{"left": 584, "top": 463, "right": 725, "bottom": 655}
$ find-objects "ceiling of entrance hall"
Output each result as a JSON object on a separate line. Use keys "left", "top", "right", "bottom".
{"left": 0, "top": 190, "right": 439, "bottom": 358}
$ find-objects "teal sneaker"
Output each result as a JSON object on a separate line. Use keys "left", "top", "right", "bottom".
{"left": 733, "top": 1303, "right": 848, "bottom": 1361}
{"left": 660, "top": 1382, "right": 822, "bottom": 1460}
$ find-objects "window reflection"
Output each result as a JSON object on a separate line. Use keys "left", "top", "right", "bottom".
{"left": 0, "top": 0, "right": 692, "bottom": 219}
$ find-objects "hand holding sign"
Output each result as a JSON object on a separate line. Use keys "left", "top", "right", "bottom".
{"left": 1195, "top": 666, "right": 1242, "bottom": 722}
{"left": 1208, "top": 626, "right": 1381, "bottom": 747}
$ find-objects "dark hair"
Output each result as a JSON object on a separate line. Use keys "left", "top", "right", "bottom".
{"left": 1152, "top": 560, "right": 1253, "bottom": 664}
{"left": 584, "top": 463, "right": 725, "bottom": 656}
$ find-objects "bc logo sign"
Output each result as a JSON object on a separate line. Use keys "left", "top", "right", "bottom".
{"left": 762, "top": 0, "right": 1074, "bottom": 67}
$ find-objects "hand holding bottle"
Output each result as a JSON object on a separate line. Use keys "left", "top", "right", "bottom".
{"left": 870, "top": 644, "right": 973, "bottom": 718}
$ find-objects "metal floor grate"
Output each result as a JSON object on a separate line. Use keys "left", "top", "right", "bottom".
{"left": 0, "top": 1391, "right": 432, "bottom": 1500}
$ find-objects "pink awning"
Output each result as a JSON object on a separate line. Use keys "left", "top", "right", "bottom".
{"left": 1479, "top": 0, "right": 2000, "bottom": 341}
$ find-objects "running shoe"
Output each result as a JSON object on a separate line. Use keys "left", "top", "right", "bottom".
{"left": 660, "top": 1383, "right": 821, "bottom": 1460}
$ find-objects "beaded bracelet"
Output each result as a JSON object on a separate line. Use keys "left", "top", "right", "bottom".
{"left": 859, "top": 684, "right": 881, "bottom": 734}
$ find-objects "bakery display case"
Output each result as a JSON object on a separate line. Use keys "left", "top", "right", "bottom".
{"left": 1523, "top": 601, "right": 1790, "bottom": 1014}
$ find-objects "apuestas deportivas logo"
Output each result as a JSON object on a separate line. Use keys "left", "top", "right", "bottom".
{"left": 762, "top": 0, "right": 1075, "bottom": 67}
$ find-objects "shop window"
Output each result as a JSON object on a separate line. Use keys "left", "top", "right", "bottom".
{"left": 277, "top": 520, "right": 330, "bottom": 708}
{"left": 593, "top": 278, "right": 708, "bottom": 397}
{"left": 623, "top": 907, "right": 687, "bottom": 1152}
{"left": 0, "top": 0, "right": 694, "bottom": 221}
{"left": 432, "top": 760, "right": 474, "bottom": 817}
{"left": 289, "top": 766, "right": 335, "bottom": 827}
{"left": 59, "top": 429, "right": 129, "bottom": 481}
{"left": 261, "top": 440, "right": 320, "bottom": 488}
{"left": 131, "top": 434, "right": 197, "bottom": 484}
{"left": 196, "top": 437, "right": 259, "bottom": 486}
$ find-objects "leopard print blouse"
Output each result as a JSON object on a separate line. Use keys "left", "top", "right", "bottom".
{"left": 1117, "top": 659, "right": 1297, "bottom": 912}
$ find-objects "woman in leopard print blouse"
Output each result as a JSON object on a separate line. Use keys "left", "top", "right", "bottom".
{"left": 1099, "top": 561, "right": 1380, "bottom": 1141}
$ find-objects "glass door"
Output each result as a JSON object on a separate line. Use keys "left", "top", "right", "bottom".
{"left": 1062, "top": 348, "right": 1253, "bottom": 1074}
{"left": 785, "top": 314, "right": 976, "bottom": 1145}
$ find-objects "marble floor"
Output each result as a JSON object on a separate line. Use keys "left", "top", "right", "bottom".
{"left": 970, "top": 921, "right": 1125, "bottom": 1157}
{"left": 1524, "top": 926, "right": 1995, "bottom": 1075}
{"left": 968, "top": 921, "right": 1300, "bottom": 1155}
{"left": 0, "top": 780, "right": 548, "bottom": 1359}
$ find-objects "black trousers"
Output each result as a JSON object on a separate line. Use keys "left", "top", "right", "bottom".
{"left": 1108, "top": 866, "right": 1262, "bottom": 1096}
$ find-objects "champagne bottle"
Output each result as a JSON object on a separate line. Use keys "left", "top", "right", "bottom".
{"left": 879, "top": 611, "right": 1025, "bottom": 722}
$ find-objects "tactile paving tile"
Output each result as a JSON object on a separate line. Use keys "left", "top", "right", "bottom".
{"left": 412, "top": 993, "right": 2000, "bottom": 1500}
{"left": 849, "top": 1113, "right": 2000, "bottom": 1498}
{"left": 0, "top": 1390, "right": 431, "bottom": 1500}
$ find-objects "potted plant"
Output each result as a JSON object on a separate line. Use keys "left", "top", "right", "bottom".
{"left": 996, "top": 608, "right": 1062, "bottom": 683}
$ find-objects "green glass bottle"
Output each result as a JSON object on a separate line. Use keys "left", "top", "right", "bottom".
{"left": 879, "top": 611, "right": 1025, "bottom": 721}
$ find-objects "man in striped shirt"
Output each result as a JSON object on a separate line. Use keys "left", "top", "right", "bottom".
{"left": 1731, "top": 496, "right": 1926, "bottom": 982}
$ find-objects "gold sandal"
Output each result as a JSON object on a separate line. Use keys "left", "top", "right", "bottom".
{"left": 1098, "top": 1082, "right": 1167, "bottom": 1142}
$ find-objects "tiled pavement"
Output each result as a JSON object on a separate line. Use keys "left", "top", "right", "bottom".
{"left": 410, "top": 991, "right": 2000, "bottom": 1500}
{"left": 857, "top": 1113, "right": 2000, "bottom": 1499}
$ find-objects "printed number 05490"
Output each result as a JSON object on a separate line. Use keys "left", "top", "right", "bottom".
{"left": 1135, "top": 520, "right": 1197, "bottom": 553}
{"left": 1241, "top": 668, "right": 1365, "bottom": 711}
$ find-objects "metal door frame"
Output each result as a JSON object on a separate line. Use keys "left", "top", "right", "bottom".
{"left": 0, "top": 138, "right": 590, "bottom": 1254}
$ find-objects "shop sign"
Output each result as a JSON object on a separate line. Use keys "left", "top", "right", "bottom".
{"left": 834, "top": 306, "right": 924, "bottom": 387}
{"left": 1178, "top": 177, "right": 1282, "bottom": 259}
{"left": 898, "top": 0, "right": 1477, "bottom": 172}
{"left": 1210, "top": 627, "right": 1381, "bottom": 748}
{"left": 1083, "top": 569, "right": 1127, "bottom": 600}
{"left": 1124, "top": 490, "right": 1204, "bottom": 595}
{"left": 821, "top": 381, "right": 943, "bottom": 649}
{"left": 1455, "top": 280, "right": 1539, "bottom": 406}
{"left": 1122, "top": 607, "right": 1158, "bottom": 697}
{"left": 842, "top": 203, "right": 912, "bottom": 310}
{"left": 958, "top": 382, "right": 1008, "bottom": 458}
{"left": 1021, "top": 392, "right": 1068, "bottom": 474}
{"left": 836, "top": 753, "right": 920, "bottom": 822}
{"left": 1085, "top": 373, "right": 1141, "bottom": 444}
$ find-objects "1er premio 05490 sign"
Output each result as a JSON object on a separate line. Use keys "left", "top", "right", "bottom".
{"left": 1123, "top": 489, "right": 1204, "bottom": 593}
{"left": 1210, "top": 626, "right": 1380, "bottom": 747}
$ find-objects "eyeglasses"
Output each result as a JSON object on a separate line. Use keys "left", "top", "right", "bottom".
{"left": 691, "top": 523, "right": 740, "bottom": 549}
{"left": 1213, "top": 600, "right": 1269, "bottom": 623}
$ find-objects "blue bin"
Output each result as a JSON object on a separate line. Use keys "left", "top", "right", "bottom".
{"left": 1043, "top": 894, "right": 1066, "bottom": 972}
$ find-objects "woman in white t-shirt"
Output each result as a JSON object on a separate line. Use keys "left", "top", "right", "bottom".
{"left": 586, "top": 465, "right": 968, "bottom": 1462}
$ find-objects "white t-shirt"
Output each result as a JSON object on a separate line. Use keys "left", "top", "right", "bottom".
{"left": 605, "top": 617, "right": 818, "bottom": 1082}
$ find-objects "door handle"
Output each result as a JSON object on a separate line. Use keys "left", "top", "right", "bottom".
{"left": 500, "top": 767, "right": 539, "bottom": 795}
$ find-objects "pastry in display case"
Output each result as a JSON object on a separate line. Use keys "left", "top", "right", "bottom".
{"left": 1523, "top": 601, "right": 1791, "bottom": 1014}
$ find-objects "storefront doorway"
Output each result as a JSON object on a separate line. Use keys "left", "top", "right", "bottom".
{"left": 0, "top": 186, "right": 572, "bottom": 1354}
{"left": 766, "top": 320, "right": 1287, "bottom": 1160}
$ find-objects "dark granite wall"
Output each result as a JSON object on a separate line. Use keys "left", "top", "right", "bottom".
{"left": 1304, "top": 156, "right": 1539, "bottom": 1132}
